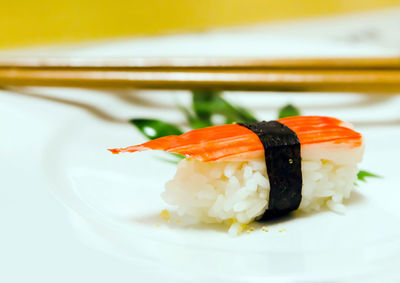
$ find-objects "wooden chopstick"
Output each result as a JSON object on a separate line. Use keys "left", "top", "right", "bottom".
{"left": 1, "top": 57, "right": 400, "bottom": 69}
{"left": 1, "top": 57, "right": 400, "bottom": 92}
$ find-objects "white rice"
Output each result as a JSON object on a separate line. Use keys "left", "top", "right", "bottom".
{"left": 162, "top": 156, "right": 359, "bottom": 235}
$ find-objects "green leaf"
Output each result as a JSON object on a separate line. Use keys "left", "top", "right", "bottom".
{"left": 357, "top": 170, "right": 382, "bottom": 183}
{"left": 191, "top": 90, "right": 258, "bottom": 125}
{"left": 129, "top": 118, "right": 183, "bottom": 140}
{"left": 278, "top": 104, "right": 301, "bottom": 119}
{"left": 192, "top": 90, "right": 216, "bottom": 122}
{"left": 214, "top": 96, "right": 258, "bottom": 124}
{"left": 170, "top": 153, "right": 185, "bottom": 160}
{"left": 178, "top": 104, "right": 211, "bottom": 129}
{"left": 232, "top": 105, "right": 258, "bottom": 123}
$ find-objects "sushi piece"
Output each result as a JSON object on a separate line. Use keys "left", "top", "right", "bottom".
{"left": 109, "top": 116, "right": 364, "bottom": 233}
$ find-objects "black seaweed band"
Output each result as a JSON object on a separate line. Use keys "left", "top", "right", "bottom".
{"left": 238, "top": 121, "right": 302, "bottom": 219}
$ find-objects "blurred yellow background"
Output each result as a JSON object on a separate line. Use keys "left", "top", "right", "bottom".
{"left": 2, "top": 0, "right": 400, "bottom": 49}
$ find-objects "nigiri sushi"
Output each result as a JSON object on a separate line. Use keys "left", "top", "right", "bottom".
{"left": 109, "top": 116, "right": 364, "bottom": 233}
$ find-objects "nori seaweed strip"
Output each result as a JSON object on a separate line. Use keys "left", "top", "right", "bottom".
{"left": 238, "top": 121, "right": 302, "bottom": 219}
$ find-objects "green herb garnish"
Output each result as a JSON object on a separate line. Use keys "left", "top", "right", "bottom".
{"left": 180, "top": 90, "right": 257, "bottom": 128}
{"left": 130, "top": 91, "right": 258, "bottom": 139}
{"left": 278, "top": 104, "right": 301, "bottom": 119}
{"left": 178, "top": 104, "right": 212, "bottom": 129}
{"left": 129, "top": 118, "right": 183, "bottom": 140}
{"left": 129, "top": 119, "right": 184, "bottom": 162}
{"left": 357, "top": 170, "right": 381, "bottom": 183}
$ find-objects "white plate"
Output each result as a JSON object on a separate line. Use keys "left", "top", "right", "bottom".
{"left": 5, "top": 10, "right": 400, "bottom": 281}
{"left": 41, "top": 91, "right": 400, "bottom": 282}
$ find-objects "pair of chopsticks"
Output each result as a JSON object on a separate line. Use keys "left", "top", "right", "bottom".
{"left": 1, "top": 57, "right": 400, "bottom": 92}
